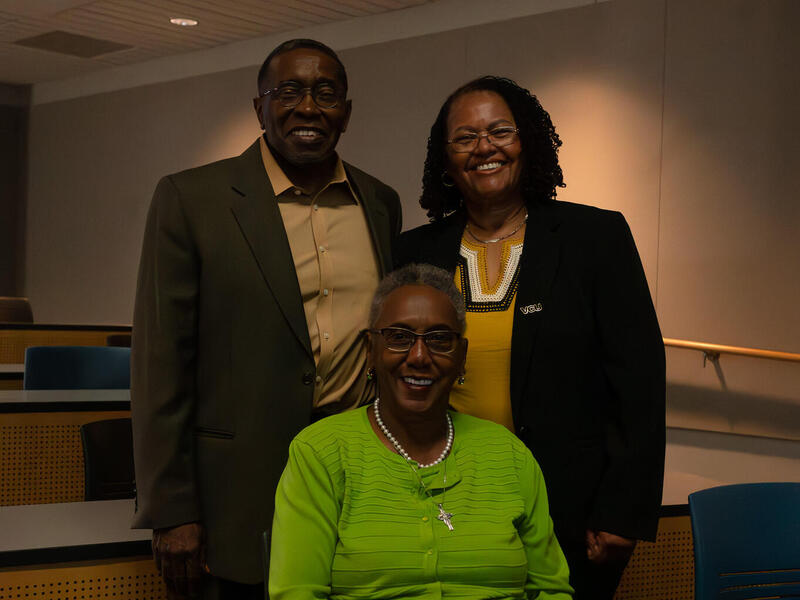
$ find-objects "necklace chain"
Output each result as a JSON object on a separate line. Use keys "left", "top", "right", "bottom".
{"left": 465, "top": 206, "right": 528, "bottom": 244}
{"left": 373, "top": 398, "right": 455, "bottom": 530}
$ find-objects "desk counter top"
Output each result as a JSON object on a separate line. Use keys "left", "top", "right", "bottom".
{"left": 0, "top": 499, "right": 150, "bottom": 566}
{"left": 0, "top": 389, "right": 130, "bottom": 412}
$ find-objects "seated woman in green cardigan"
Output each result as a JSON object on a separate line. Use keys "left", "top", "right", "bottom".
{"left": 269, "top": 264, "right": 572, "bottom": 599}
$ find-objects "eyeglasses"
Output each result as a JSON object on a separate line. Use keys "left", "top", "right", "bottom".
{"left": 259, "top": 83, "right": 343, "bottom": 109}
{"left": 446, "top": 126, "right": 519, "bottom": 153}
{"left": 369, "top": 327, "right": 461, "bottom": 355}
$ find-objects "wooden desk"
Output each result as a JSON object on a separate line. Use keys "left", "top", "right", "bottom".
{"left": 0, "top": 323, "right": 132, "bottom": 364}
{"left": 0, "top": 389, "right": 130, "bottom": 413}
{"left": 0, "top": 364, "right": 23, "bottom": 391}
{"left": 0, "top": 499, "right": 147, "bottom": 562}
{"left": 0, "top": 500, "right": 166, "bottom": 599}
{"left": 614, "top": 506, "right": 694, "bottom": 600}
{"left": 0, "top": 390, "right": 131, "bottom": 506}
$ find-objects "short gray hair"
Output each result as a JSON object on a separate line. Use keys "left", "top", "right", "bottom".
{"left": 369, "top": 263, "right": 466, "bottom": 333}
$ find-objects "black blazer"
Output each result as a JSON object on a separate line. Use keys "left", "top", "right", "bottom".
{"left": 396, "top": 200, "right": 665, "bottom": 545}
{"left": 132, "top": 139, "right": 401, "bottom": 582}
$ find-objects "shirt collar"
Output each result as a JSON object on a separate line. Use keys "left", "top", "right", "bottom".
{"left": 258, "top": 136, "right": 355, "bottom": 201}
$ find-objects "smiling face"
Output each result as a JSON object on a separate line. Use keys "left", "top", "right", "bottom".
{"left": 253, "top": 47, "right": 351, "bottom": 166}
{"left": 370, "top": 285, "right": 466, "bottom": 419}
{"left": 444, "top": 90, "right": 524, "bottom": 206}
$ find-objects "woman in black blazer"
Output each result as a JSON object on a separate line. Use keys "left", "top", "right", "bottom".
{"left": 396, "top": 76, "right": 665, "bottom": 599}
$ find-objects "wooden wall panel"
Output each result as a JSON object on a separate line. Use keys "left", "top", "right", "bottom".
{"left": 0, "top": 328, "right": 129, "bottom": 364}
{"left": 0, "top": 557, "right": 166, "bottom": 600}
{"left": 0, "top": 410, "right": 130, "bottom": 506}
{"left": 614, "top": 515, "right": 694, "bottom": 600}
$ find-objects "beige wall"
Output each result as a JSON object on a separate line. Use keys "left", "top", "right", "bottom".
{"left": 25, "top": 0, "right": 800, "bottom": 500}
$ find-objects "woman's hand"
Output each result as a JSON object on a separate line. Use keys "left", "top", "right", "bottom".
{"left": 585, "top": 529, "right": 637, "bottom": 565}
{"left": 153, "top": 522, "right": 206, "bottom": 599}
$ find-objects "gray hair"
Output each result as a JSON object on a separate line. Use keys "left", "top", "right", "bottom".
{"left": 369, "top": 263, "right": 466, "bottom": 333}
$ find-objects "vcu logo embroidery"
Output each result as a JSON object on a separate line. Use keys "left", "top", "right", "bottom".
{"left": 519, "top": 303, "right": 543, "bottom": 315}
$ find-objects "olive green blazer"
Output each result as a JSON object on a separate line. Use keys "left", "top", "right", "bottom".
{"left": 131, "top": 139, "right": 401, "bottom": 583}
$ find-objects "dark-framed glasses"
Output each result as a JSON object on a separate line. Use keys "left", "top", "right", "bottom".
{"left": 369, "top": 327, "right": 461, "bottom": 355}
{"left": 259, "top": 83, "right": 343, "bottom": 109}
{"left": 446, "top": 126, "right": 519, "bottom": 153}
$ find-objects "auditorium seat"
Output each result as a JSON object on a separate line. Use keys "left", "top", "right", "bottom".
{"left": 106, "top": 333, "right": 132, "bottom": 347}
{"left": 80, "top": 418, "right": 136, "bottom": 501}
{"left": 23, "top": 345, "right": 131, "bottom": 389}
{"left": 0, "top": 296, "right": 33, "bottom": 323}
{"left": 689, "top": 482, "right": 800, "bottom": 600}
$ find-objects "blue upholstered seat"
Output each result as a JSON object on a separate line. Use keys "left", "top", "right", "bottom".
{"left": 689, "top": 482, "right": 800, "bottom": 600}
{"left": 23, "top": 345, "right": 131, "bottom": 389}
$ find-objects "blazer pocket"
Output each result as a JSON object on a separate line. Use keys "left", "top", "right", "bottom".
{"left": 194, "top": 426, "right": 234, "bottom": 439}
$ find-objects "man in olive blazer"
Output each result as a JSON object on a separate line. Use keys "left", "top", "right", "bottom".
{"left": 131, "top": 40, "right": 400, "bottom": 598}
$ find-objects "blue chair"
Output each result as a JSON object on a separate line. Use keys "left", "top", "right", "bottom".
{"left": 23, "top": 346, "right": 131, "bottom": 389}
{"left": 689, "top": 482, "right": 800, "bottom": 600}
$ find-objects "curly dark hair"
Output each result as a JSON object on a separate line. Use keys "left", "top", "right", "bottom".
{"left": 420, "top": 76, "right": 564, "bottom": 221}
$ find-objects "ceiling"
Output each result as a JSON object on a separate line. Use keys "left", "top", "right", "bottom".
{"left": 0, "top": 0, "right": 431, "bottom": 85}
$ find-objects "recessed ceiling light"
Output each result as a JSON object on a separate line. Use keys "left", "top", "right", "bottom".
{"left": 170, "top": 17, "right": 198, "bottom": 27}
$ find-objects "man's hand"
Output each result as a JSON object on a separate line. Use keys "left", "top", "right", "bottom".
{"left": 585, "top": 529, "right": 637, "bottom": 565}
{"left": 153, "top": 522, "right": 206, "bottom": 599}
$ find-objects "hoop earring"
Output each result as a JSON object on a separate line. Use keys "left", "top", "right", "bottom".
{"left": 441, "top": 172, "right": 456, "bottom": 188}
{"left": 366, "top": 367, "right": 375, "bottom": 381}
{"left": 457, "top": 375, "right": 465, "bottom": 385}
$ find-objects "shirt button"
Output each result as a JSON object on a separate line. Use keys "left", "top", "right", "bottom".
{"left": 322, "top": 288, "right": 329, "bottom": 296}
{"left": 323, "top": 332, "right": 330, "bottom": 340}
{"left": 315, "top": 375, "right": 322, "bottom": 384}
{"left": 313, "top": 204, "right": 319, "bottom": 211}
{"left": 427, "top": 549, "right": 433, "bottom": 555}
{"left": 422, "top": 516, "right": 429, "bottom": 522}
{"left": 318, "top": 245, "right": 326, "bottom": 253}
{"left": 293, "top": 189, "right": 302, "bottom": 196}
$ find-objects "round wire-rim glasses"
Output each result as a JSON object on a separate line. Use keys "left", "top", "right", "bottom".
{"left": 446, "top": 126, "right": 519, "bottom": 153}
{"left": 259, "top": 83, "right": 343, "bottom": 109}
{"left": 369, "top": 327, "right": 461, "bottom": 355}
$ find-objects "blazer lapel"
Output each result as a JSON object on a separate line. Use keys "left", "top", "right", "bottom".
{"left": 345, "top": 164, "right": 392, "bottom": 274}
{"left": 510, "top": 201, "right": 562, "bottom": 423}
{"left": 422, "top": 212, "right": 466, "bottom": 273}
{"left": 229, "top": 141, "right": 312, "bottom": 358}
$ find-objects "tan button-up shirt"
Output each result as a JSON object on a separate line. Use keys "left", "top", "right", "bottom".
{"left": 259, "top": 137, "right": 379, "bottom": 410}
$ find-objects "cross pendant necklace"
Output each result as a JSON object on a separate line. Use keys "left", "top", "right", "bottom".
{"left": 374, "top": 400, "right": 455, "bottom": 531}
{"left": 436, "top": 503, "right": 454, "bottom": 531}
{"left": 414, "top": 458, "right": 455, "bottom": 531}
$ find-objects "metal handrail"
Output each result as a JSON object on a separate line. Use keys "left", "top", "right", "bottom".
{"left": 663, "top": 338, "right": 800, "bottom": 363}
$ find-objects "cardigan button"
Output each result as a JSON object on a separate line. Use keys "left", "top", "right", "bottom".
{"left": 302, "top": 373, "right": 314, "bottom": 385}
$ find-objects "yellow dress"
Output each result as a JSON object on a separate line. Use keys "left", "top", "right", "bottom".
{"left": 450, "top": 234, "right": 524, "bottom": 431}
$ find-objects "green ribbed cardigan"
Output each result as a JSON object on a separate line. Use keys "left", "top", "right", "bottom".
{"left": 269, "top": 407, "right": 572, "bottom": 599}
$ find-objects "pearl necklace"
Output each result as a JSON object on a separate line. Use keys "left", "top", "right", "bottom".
{"left": 373, "top": 397, "right": 453, "bottom": 468}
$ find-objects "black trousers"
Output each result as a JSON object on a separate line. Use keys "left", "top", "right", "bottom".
{"left": 562, "top": 542, "right": 630, "bottom": 600}
{"left": 201, "top": 576, "right": 264, "bottom": 600}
